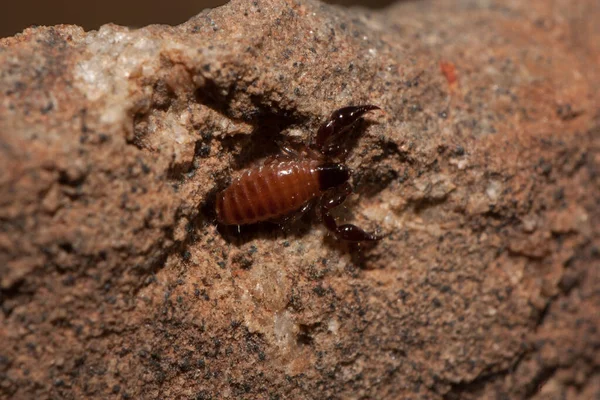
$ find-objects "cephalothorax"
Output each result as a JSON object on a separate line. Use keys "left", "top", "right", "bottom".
{"left": 216, "top": 105, "right": 382, "bottom": 242}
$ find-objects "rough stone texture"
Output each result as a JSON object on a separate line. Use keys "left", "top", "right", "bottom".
{"left": 1, "top": 0, "right": 599, "bottom": 399}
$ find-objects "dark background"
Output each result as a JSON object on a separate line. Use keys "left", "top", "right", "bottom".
{"left": 1, "top": 0, "right": 395, "bottom": 38}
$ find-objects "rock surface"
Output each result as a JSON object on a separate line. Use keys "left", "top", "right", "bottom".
{"left": 1, "top": 0, "right": 599, "bottom": 398}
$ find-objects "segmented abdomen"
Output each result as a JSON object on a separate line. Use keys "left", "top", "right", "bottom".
{"left": 217, "top": 160, "right": 322, "bottom": 225}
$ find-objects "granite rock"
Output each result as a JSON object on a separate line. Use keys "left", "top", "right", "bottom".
{"left": 1, "top": 0, "right": 599, "bottom": 398}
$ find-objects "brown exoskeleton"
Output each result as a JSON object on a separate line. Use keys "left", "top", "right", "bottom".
{"left": 216, "top": 105, "right": 382, "bottom": 242}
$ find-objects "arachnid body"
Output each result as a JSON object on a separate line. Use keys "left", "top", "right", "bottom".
{"left": 216, "top": 105, "right": 382, "bottom": 242}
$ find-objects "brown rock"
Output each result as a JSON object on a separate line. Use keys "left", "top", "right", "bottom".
{"left": 1, "top": 0, "right": 599, "bottom": 399}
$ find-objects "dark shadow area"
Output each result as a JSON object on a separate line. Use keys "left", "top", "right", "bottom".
{"left": 194, "top": 80, "right": 311, "bottom": 169}
{"left": 1, "top": 0, "right": 405, "bottom": 38}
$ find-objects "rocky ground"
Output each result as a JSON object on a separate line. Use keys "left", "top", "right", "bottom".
{"left": 1, "top": 0, "right": 599, "bottom": 398}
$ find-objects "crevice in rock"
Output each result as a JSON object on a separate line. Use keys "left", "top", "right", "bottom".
{"left": 523, "top": 365, "right": 559, "bottom": 399}
{"left": 443, "top": 352, "right": 528, "bottom": 399}
{"left": 0, "top": 279, "right": 32, "bottom": 318}
{"left": 296, "top": 323, "right": 320, "bottom": 346}
{"left": 411, "top": 194, "right": 451, "bottom": 214}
